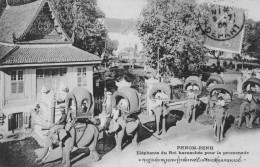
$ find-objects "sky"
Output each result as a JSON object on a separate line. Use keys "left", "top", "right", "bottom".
{"left": 97, "top": 0, "right": 147, "bottom": 19}
{"left": 97, "top": 0, "right": 260, "bottom": 21}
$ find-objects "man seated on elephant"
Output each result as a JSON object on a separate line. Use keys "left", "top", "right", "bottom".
{"left": 82, "top": 100, "right": 89, "bottom": 113}
{"left": 187, "top": 83, "right": 193, "bottom": 92}
{"left": 245, "top": 90, "right": 253, "bottom": 103}
{"left": 213, "top": 96, "right": 228, "bottom": 121}
{"left": 117, "top": 98, "right": 139, "bottom": 124}
{"left": 107, "top": 98, "right": 132, "bottom": 133}
{"left": 216, "top": 96, "right": 225, "bottom": 108}
{"left": 205, "top": 91, "right": 219, "bottom": 116}
{"left": 187, "top": 81, "right": 199, "bottom": 92}
{"left": 53, "top": 108, "right": 67, "bottom": 131}
{"left": 192, "top": 83, "right": 200, "bottom": 93}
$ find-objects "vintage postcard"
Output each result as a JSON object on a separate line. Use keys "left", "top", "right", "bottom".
{"left": 0, "top": 0, "right": 260, "bottom": 167}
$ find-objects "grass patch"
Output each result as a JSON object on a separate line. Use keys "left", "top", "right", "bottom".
{"left": 0, "top": 137, "right": 41, "bottom": 167}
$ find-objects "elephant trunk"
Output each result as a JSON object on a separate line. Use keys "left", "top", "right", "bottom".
{"left": 214, "top": 115, "right": 224, "bottom": 142}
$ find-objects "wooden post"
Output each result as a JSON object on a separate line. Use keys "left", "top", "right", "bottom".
{"left": 0, "top": 71, "right": 3, "bottom": 111}
{"left": 51, "top": 95, "right": 56, "bottom": 124}
{"left": 157, "top": 47, "right": 162, "bottom": 82}
{"left": 157, "top": 47, "right": 160, "bottom": 74}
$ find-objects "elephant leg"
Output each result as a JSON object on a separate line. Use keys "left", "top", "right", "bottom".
{"left": 204, "top": 103, "right": 209, "bottom": 115}
{"left": 245, "top": 115, "right": 250, "bottom": 128}
{"left": 216, "top": 125, "right": 221, "bottom": 142}
{"left": 186, "top": 105, "right": 192, "bottom": 123}
{"left": 248, "top": 113, "right": 255, "bottom": 129}
{"left": 237, "top": 117, "right": 242, "bottom": 128}
{"left": 238, "top": 110, "right": 245, "bottom": 128}
{"left": 132, "top": 119, "right": 140, "bottom": 146}
{"left": 132, "top": 130, "right": 139, "bottom": 146}
{"left": 154, "top": 112, "right": 161, "bottom": 135}
{"left": 191, "top": 107, "right": 196, "bottom": 123}
{"left": 114, "top": 133, "right": 119, "bottom": 145}
{"left": 213, "top": 122, "right": 217, "bottom": 139}
{"left": 64, "top": 139, "right": 74, "bottom": 167}
{"left": 161, "top": 116, "right": 166, "bottom": 134}
{"left": 88, "top": 126, "right": 100, "bottom": 162}
{"left": 61, "top": 146, "right": 66, "bottom": 164}
{"left": 220, "top": 121, "right": 225, "bottom": 141}
{"left": 65, "top": 149, "right": 71, "bottom": 167}
{"left": 115, "top": 129, "right": 124, "bottom": 151}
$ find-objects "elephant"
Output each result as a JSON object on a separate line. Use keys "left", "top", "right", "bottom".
{"left": 240, "top": 77, "right": 260, "bottom": 128}
{"left": 149, "top": 83, "right": 171, "bottom": 134}
{"left": 208, "top": 84, "right": 233, "bottom": 142}
{"left": 213, "top": 106, "right": 227, "bottom": 142}
{"left": 35, "top": 121, "right": 99, "bottom": 167}
{"left": 183, "top": 76, "right": 203, "bottom": 123}
{"left": 36, "top": 87, "right": 99, "bottom": 167}
{"left": 237, "top": 100, "right": 251, "bottom": 128}
{"left": 109, "top": 113, "right": 140, "bottom": 151}
{"left": 151, "top": 101, "right": 170, "bottom": 135}
{"left": 108, "top": 87, "right": 141, "bottom": 151}
{"left": 238, "top": 98, "right": 260, "bottom": 129}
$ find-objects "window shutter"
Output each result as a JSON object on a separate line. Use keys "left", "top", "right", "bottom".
{"left": 82, "top": 76, "right": 87, "bottom": 86}
{"left": 11, "top": 82, "right": 17, "bottom": 94}
{"left": 78, "top": 77, "right": 82, "bottom": 87}
{"left": 18, "top": 81, "right": 23, "bottom": 93}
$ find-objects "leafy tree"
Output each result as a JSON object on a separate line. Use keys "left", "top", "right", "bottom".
{"left": 106, "top": 39, "right": 119, "bottom": 55}
{"left": 137, "top": 0, "right": 208, "bottom": 76}
{"left": 223, "top": 60, "right": 227, "bottom": 68}
{"left": 242, "top": 19, "right": 260, "bottom": 63}
{"left": 50, "top": 0, "right": 107, "bottom": 56}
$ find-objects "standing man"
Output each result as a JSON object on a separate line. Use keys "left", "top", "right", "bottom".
{"left": 238, "top": 91, "right": 252, "bottom": 129}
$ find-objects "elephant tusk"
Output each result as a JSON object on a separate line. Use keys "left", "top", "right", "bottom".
{"left": 140, "top": 123, "right": 161, "bottom": 140}
{"left": 140, "top": 124, "right": 154, "bottom": 133}
{"left": 39, "top": 147, "right": 51, "bottom": 165}
{"left": 173, "top": 114, "right": 181, "bottom": 119}
{"left": 151, "top": 134, "right": 161, "bottom": 140}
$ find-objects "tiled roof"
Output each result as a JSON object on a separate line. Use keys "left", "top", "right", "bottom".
{"left": 17, "top": 38, "right": 70, "bottom": 44}
{"left": 1, "top": 45, "right": 101, "bottom": 65}
{"left": 0, "top": 45, "right": 17, "bottom": 60}
{"left": 104, "top": 18, "right": 137, "bottom": 33}
{"left": 0, "top": 0, "right": 44, "bottom": 43}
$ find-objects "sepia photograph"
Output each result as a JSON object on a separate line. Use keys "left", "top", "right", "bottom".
{"left": 0, "top": 0, "right": 260, "bottom": 167}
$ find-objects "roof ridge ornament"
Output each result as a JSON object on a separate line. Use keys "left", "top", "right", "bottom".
{"left": 12, "top": 32, "right": 17, "bottom": 43}
{"left": 5, "top": 0, "right": 10, "bottom": 9}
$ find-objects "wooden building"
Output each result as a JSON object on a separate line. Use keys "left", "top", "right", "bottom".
{"left": 0, "top": 0, "right": 101, "bottom": 133}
